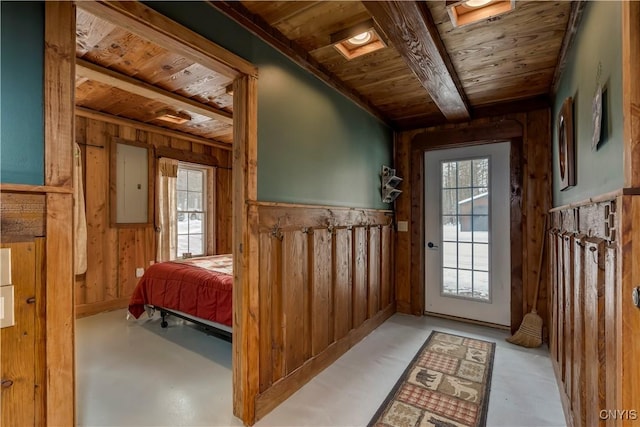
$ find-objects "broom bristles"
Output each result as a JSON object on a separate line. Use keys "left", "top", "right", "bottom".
{"left": 506, "top": 310, "right": 543, "bottom": 348}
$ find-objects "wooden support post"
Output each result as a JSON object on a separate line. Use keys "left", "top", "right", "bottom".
{"left": 44, "top": 2, "right": 76, "bottom": 426}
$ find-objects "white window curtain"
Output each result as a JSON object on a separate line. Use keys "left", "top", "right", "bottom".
{"left": 156, "top": 157, "right": 179, "bottom": 262}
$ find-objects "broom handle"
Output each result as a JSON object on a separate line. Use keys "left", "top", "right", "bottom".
{"left": 531, "top": 214, "right": 548, "bottom": 313}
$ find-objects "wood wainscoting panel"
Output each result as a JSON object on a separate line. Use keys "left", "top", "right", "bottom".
{"left": 252, "top": 202, "right": 395, "bottom": 422}
{"left": 549, "top": 198, "right": 619, "bottom": 427}
{"left": 620, "top": 195, "right": 640, "bottom": 427}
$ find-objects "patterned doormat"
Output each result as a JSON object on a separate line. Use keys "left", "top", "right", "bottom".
{"left": 369, "top": 331, "right": 496, "bottom": 427}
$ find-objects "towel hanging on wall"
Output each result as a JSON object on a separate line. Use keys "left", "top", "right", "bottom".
{"left": 74, "top": 142, "right": 88, "bottom": 275}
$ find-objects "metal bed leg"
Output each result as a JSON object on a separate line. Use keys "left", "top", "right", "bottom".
{"left": 160, "top": 310, "right": 168, "bottom": 328}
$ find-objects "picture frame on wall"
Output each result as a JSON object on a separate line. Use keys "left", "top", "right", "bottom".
{"left": 558, "top": 97, "right": 575, "bottom": 191}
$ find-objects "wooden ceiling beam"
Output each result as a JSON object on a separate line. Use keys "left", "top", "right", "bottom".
{"left": 363, "top": 1, "right": 470, "bottom": 121}
{"left": 207, "top": 1, "right": 392, "bottom": 127}
{"left": 76, "top": 58, "right": 233, "bottom": 124}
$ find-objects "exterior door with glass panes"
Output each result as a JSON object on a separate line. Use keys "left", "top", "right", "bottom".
{"left": 176, "top": 163, "right": 207, "bottom": 259}
{"left": 424, "top": 142, "right": 510, "bottom": 326}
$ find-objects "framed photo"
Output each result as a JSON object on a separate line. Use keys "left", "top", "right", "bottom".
{"left": 558, "top": 97, "right": 575, "bottom": 191}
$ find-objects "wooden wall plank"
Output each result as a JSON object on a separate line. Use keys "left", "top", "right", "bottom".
{"left": 118, "top": 229, "right": 136, "bottom": 298}
{"left": 562, "top": 233, "right": 573, "bottom": 399}
{"left": 380, "top": 225, "right": 392, "bottom": 309}
{"left": 559, "top": 232, "right": 575, "bottom": 386}
{"left": 311, "top": 229, "right": 332, "bottom": 356}
{"left": 1, "top": 241, "right": 37, "bottom": 427}
{"left": 572, "top": 234, "right": 586, "bottom": 427}
{"left": 282, "top": 231, "right": 307, "bottom": 374}
{"left": 549, "top": 228, "right": 558, "bottom": 362}
{"left": 368, "top": 226, "right": 381, "bottom": 318}
{"left": 216, "top": 168, "right": 233, "bottom": 254}
{"left": 352, "top": 226, "right": 368, "bottom": 329}
{"left": 269, "top": 234, "right": 284, "bottom": 385}
{"left": 333, "top": 228, "right": 353, "bottom": 341}
{"left": 394, "top": 132, "right": 412, "bottom": 314}
{"left": 258, "top": 233, "right": 273, "bottom": 393}
{"left": 84, "top": 120, "right": 108, "bottom": 305}
{"left": 557, "top": 232, "right": 567, "bottom": 383}
{"left": 584, "top": 238, "right": 605, "bottom": 427}
{"left": 604, "top": 244, "right": 618, "bottom": 421}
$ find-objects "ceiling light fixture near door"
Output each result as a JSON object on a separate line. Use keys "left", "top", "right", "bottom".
{"left": 331, "top": 19, "right": 386, "bottom": 60}
{"left": 446, "top": 0, "right": 516, "bottom": 28}
{"left": 155, "top": 109, "right": 192, "bottom": 124}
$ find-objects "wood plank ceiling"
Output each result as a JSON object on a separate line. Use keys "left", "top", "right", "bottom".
{"left": 76, "top": 1, "right": 575, "bottom": 133}
{"left": 75, "top": 8, "right": 234, "bottom": 144}
{"left": 231, "top": 0, "right": 574, "bottom": 129}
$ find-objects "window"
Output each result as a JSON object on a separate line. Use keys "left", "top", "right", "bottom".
{"left": 176, "top": 163, "right": 207, "bottom": 258}
{"left": 441, "top": 157, "right": 490, "bottom": 301}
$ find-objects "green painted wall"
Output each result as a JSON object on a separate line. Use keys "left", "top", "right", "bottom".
{"left": 145, "top": 2, "right": 393, "bottom": 209}
{"left": 0, "top": 1, "right": 45, "bottom": 185}
{"left": 552, "top": 1, "right": 623, "bottom": 207}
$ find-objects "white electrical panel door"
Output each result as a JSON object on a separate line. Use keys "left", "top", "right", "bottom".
{"left": 116, "top": 142, "right": 149, "bottom": 223}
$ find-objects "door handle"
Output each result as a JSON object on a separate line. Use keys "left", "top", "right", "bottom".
{"left": 427, "top": 241, "right": 438, "bottom": 249}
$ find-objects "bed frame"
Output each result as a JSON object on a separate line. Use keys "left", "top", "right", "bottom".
{"left": 157, "top": 307, "right": 232, "bottom": 343}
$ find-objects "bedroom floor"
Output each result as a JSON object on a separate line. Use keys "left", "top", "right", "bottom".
{"left": 76, "top": 309, "right": 566, "bottom": 427}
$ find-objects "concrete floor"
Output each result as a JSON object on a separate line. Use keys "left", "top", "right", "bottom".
{"left": 76, "top": 309, "right": 566, "bottom": 427}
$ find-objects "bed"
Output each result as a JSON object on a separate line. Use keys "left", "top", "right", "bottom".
{"left": 128, "top": 254, "right": 233, "bottom": 342}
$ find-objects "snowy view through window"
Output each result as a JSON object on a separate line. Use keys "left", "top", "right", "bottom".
{"left": 441, "top": 157, "right": 490, "bottom": 301}
{"left": 177, "top": 165, "right": 205, "bottom": 257}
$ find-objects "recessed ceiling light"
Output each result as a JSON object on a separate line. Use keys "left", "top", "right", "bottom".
{"left": 155, "top": 109, "right": 191, "bottom": 124}
{"left": 347, "top": 31, "right": 372, "bottom": 46}
{"left": 464, "top": 0, "right": 493, "bottom": 8}
{"left": 446, "top": 0, "right": 515, "bottom": 28}
{"left": 330, "top": 20, "right": 386, "bottom": 61}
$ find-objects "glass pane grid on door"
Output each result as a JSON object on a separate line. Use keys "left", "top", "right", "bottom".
{"left": 441, "top": 158, "right": 490, "bottom": 301}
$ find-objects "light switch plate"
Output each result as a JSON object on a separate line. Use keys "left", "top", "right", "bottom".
{"left": 0, "top": 286, "right": 15, "bottom": 328}
{"left": 0, "top": 248, "right": 11, "bottom": 287}
{"left": 397, "top": 221, "right": 409, "bottom": 232}
{"left": 136, "top": 268, "right": 145, "bottom": 278}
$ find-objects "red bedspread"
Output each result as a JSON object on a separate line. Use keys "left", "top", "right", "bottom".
{"left": 128, "top": 254, "right": 233, "bottom": 327}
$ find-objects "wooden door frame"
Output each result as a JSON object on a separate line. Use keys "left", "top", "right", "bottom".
{"left": 45, "top": 1, "right": 259, "bottom": 425}
{"left": 409, "top": 120, "right": 524, "bottom": 332}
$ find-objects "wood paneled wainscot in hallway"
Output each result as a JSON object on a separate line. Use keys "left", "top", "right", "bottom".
{"left": 548, "top": 196, "right": 619, "bottom": 427}
{"left": 250, "top": 202, "right": 395, "bottom": 421}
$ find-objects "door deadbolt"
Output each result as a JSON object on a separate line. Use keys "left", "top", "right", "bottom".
{"left": 633, "top": 287, "right": 640, "bottom": 308}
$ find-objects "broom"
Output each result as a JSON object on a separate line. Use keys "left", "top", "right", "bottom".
{"left": 506, "top": 214, "right": 547, "bottom": 348}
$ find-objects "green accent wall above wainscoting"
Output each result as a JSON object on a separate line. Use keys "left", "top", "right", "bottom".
{"left": 0, "top": 1, "right": 45, "bottom": 185}
{"left": 552, "top": 1, "right": 623, "bottom": 207}
{"left": 145, "top": 2, "right": 393, "bottom": 210}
